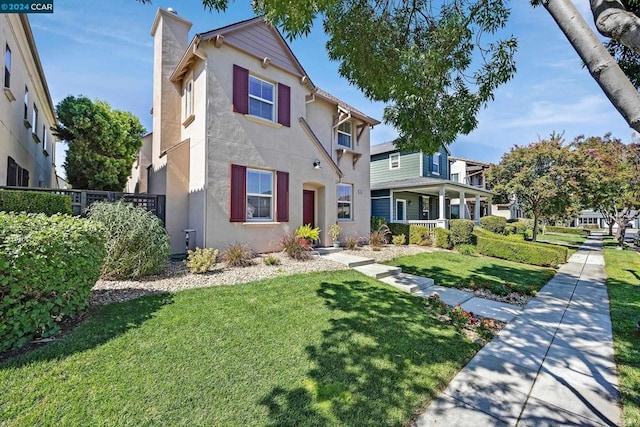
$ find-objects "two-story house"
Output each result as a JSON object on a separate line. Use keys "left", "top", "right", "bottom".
{"left": 0, "top": 14, "right": 57, "bottom": 189}
{"left": 142, "top": 9, "right": 379, "bottom": 254}
{"left": 370, "top": 142, "right": 493, "bottom": 229}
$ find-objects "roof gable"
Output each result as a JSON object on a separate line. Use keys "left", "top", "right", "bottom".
{"left": 198, "top": 17, "right": 309, "bottom": 80}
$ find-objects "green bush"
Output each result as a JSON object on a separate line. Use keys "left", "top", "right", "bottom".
{"left": 544, "top": 225, "right": 590, "bottom": 236}
{"left": 504, "top": 224, "right": 516, "bottom": 235}
{"left": 456, "top": 244, "right": 477, "bottom": 255}
{"left": 369, "top": 224, "right": 391, "bottom": 247}
{"left": 409, "top": 225, "right": 432, "bottom": 246}
{"left": 88, "top": 201, "right": 170, "bottom": 279}
{"left": 475, "top": 232, "right": 567, "bottom": 267}
{"left": 344, "top": 235, "right": 359, "bottom": 250}
{"left": 263, "top": 255, "right": 280, "bottom": 266}
{"left": 370, "top": 216, "right": 387, "bottom": 232}
{"left": 281, "top": 233, "right": 312, "bottom": 260}
{"left": 388, "top": 223, "right": 410, "bottom": 243}
{"left": 479, "top": 216, "right": 507, "bottom": 234}
{"left": 0, "top": 189, "right": 72, "bottom": 215}
{"left": 434, "top": 227, "right": 453, "bottom": 249}
{"left": 392, "top": 234, "right": 406, "bottom": 245}
{"left": 184, "top": 247, "right": 218, "bottom": 274}
{"left": 0, "top": 212, "right": 106, "bottom": 351}
{"left": 449, "top": 219, "right": 475, "bottom": 246}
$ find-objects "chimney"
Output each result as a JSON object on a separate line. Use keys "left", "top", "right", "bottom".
{"left": 150, "top": 8, "right": 192, "bottom": 156}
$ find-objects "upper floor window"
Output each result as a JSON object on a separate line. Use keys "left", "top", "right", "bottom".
{"left": 432, "top": 152, "right": 440, "bottom": 175}
{"left": 249, "top": 75, "right": 274, "bottom": 121}
{"left": 337, "top": 183, "right": 353, "bottom": 221}
{"left": 389, "top": 153, "right": 400, "bottom": 170}
{"left": 246, "top": 168, "right": 273, "bottom": 221}
{"left": 337, "top": 121, "right": 352, "bottom": 148}
{"left": 4, "top": 45, "right": 11, "bottom": 88}
{"left": 451, "top": 172, "right": 459, "bottom": 182}
{"left": 233, "top": 64, "right": 290, "bottom": 127}
{"left": 32, "top": 104, "right": 38, "bottom": 130}
{"left": 42, "top": 125, "right": 48, "bottom": 153}
{"left": 183, "top": 79, "right": 193, "bottom": 121}
{"left": 23, "top": 87, "right": 28, "bottom": 120}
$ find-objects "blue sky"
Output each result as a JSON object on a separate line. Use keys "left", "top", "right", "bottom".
{"left": 29, "top": 0, "right": 634, "bottom": 174}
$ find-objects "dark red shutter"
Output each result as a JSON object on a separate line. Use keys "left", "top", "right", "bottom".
{"left": 232, "top": 65, "right": 249, "bottom": 114}
{"left": 276, "top": 171, "right": 289, "bottom": 222}
{"left": 230, "top": 164, "right": 246, "bottom": 222}
{"left": 277, "top": 83, "right": 290, "bottom": 127}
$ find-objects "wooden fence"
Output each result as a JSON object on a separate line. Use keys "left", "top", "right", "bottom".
{"left": 0, "top": 186, "right": 166, "bottom": 223}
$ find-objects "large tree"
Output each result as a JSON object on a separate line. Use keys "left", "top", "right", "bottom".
{"left": 55, "top": 96, "right": 145, "bottom": 191}
{"left": 573, "top": 134, "right": 640, "bottom": 246}
{"left": 486, "top": 137, "right": 579, "bottom": 241}
{"left": 139, "top": 0, "right": 640, "bottom": 153}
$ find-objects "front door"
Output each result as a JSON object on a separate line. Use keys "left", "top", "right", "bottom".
{"left": 396, "top": 199, "right": 407, "bottom": 222}
{"left": 303, "top": 190, "right": 315, "bottom": 227}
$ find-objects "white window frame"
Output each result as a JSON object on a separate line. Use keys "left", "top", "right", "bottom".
{"left": 396, "top": 199, "right": 407, "bottom": 222}
{"left": 32, "top": 104, "right": 38, "bottom": 130}
{"left": 389, "top": 153, "right": 400, "bottom": 170}
{"left": 4, "top": 44, "right": 10, "bottom": 88}
{"left": 248, "top": 75, "right": 275, "bottom": 122}
{"left": 42, "top": 125, "right": 47, "bottom": 151}
{"left": 432, "top": 153, "right": 440, "bottom": 175}
{"left": 337, "top": 183, "right": 353, "bottom": 221}
{"left": 183, "top": 77, "right": 194, "bottom": 121}
{"left": 246, "top": 168, "right": 274, "bottom": 221}
{"left": 337, "top": 121, "right": 352, "bottom": 149}
{"left": 23, "top": 86, "right": 28, "bottom": 120}
{"left": 451, "top": 172, "right": 459, "bottom": 182}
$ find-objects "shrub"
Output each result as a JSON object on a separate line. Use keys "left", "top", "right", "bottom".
{"left": 449, "top": 219, "right": 475, "bottom": 246}
{"left": 410, "top": 225, "right": 433, "bottom": 246}
{"left": 369, "top": 224, "right": 391, "bottom": 247}
{"left": 477, "top": 319, "right": 498, "bottom": 340}
{"left": 392, "top": 234, "right": 406, "bottom": 245}
{"left": 281, "top": 233, "right": 312, "bottom": 260}
{"left": 370, "top": 216, "right": 386, "bottom": 232}
{"left": 88, "top": 201, "right": 170, "bottom": 279}
{"left": 328, "top": 223, "right": 342, "bottom": 243}
{"left": 456, "top": 244, "right": 477, "bottom": 256}
{"left": 504, "top": 224, "right": 516, "bottom": 235}
{"left": 222, "top": 243, "right": 255, "bottom": 267}
{"left": 263, "top": 254, "right": 280, "bottom": 266}
{"left": 344, "top": 235, "right": 359, "bottom": 250}
{"left": 0, "top": 212, "right": 106, "bottom": 351}
{"left": 388, "top": 223, "right": 410, "bottom": 243}
{"left": 544, "top": 225, "right": 590, "bottom": 236}
{"left": 434, "top": 227, "right": 453, "bottom": 249}
{"left": 425, "top": 294, "right": 449, "bottom": 315}
{"left": 184, "top": 247, "right": 218, "bottom": 274}
{"left": 475, "top": 232, "right": 567, "bottom": 267}
{"left": 0, "top": 189, "right": 72, "bottom": 216}
{"left": 295, "top": 224, "right": 321, "bottom": 242}
{"left": 479, "top": 216, "right": 507, "bottom": 234}
{"left": 449, "top": 305, "right": 475, "bottom": 329}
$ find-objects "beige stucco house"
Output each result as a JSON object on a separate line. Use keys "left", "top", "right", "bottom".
{"left": 0, "top": 14, "right": 57, "bottom": 188}
{"left": 140, "top": 9, "right": 379, "bottom": 254}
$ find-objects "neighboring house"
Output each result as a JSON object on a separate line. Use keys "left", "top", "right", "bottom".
{"left": 0, "top": 14, "right": 57, "bottom": 188}
{"left": 574, "top": 210, "right": 605, "bottom": 228}
{"left": 370, "top": 143, "right": 493, "bottom": 229}
{"left": 125, "top": 132, "right": 152, "bottom": 194}
{"left": 142, "top": 9, "right": 379, "bottom": 254}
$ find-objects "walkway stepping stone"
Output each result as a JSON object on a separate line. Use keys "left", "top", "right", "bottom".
{"left": 379, "top": 273, "right": 434, "bottom": 294}
{"left": 460, "top": 298, "right": 521, "bottom": 323}
{"left": 322, "top": 252, "right": 375, "bottom": 267}
{"left": 415, "top": 285, "right": 474, "bottom": 306}
{"left": 352, "top": 263, "right": 401, "bottom": 279}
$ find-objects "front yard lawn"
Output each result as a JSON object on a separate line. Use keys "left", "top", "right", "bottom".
{"left": 603, "top": 240, "right": 640, "bottom": 426}
{"left": 386, "top": 251, "right": 555, "bottom": 295}
{"left": 0, "top": 270, "right": 480, "bottom": 426}
{"left": 538, "top": 232, "right": 588, "bottom": 247}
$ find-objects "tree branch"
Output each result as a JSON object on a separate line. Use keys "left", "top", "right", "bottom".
{"left": 591, "top": 0, "right": 640, "bottom": 55}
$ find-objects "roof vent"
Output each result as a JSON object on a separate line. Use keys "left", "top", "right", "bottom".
{"left": 167, "top": 7, "right": 178, "bottom": 14}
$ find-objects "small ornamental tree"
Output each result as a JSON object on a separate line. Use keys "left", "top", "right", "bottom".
{"left": 487, "top": 136, "right": 579, "bottom": 241}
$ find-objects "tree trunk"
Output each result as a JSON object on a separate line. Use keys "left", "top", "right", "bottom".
{"left": 591, "top": 0, "right": 640, "bottom": 54}
{"left": 608, "top": 222, "right": 614, "bottom": 236}
{"left": 532, "top": 213, "right": 539, "bottom": 241}
{"left": 542, "top": 0, "right": 640, "bottom": 132}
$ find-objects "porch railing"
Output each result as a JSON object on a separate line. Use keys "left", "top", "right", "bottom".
{"left": 0, "top": 186, "right": 166, "bottom": 223}
{"left": 407, "top": 220, "right": 447, "bottom": 231}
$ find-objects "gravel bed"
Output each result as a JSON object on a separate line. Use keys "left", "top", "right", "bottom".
{"left": 460, "top": 288, "right": 533, "bottom": 307}
{"left": 342, "top": 244, "right": 432, "bottom": 262}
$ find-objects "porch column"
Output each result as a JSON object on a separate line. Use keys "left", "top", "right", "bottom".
{"left": 474, "top": 194, "right": 481, "bottom": 224}
{"left": 438, "top": 187, "right": 446, "bottom": 220}
{"left": 390, "top": 190, "right": 394, "bottom": 222}
{"left": 459, "top": 191, "right": 466, "bottom": 219}
{"left": 487, "top": 196, "right": 492, "bottom": 216}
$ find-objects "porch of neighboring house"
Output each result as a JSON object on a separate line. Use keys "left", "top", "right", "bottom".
{"left": 371, "top": 179, "right": 494, "bottom": 232}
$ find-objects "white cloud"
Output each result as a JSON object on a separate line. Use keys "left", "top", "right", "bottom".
{"left": 501, "top": 95, "right": 608, "bottom": 129}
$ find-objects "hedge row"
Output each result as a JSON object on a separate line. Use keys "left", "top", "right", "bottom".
{"left": 387, "top": 223, "right": 410, "bottom": 244}
{"left": 0, "top": 189, "right": 72, "bottom": 216}
{"left": 545, "top": 225, "right": 590, "bottom": 236}
{"left": 474, "top": 230, "right": 568, "bottom": 267}
{"left": 0, "top": 213, "right": 106, "bottom": 351}
{"left": 479, "top": 216, "right": 506, "bottom": 234}
{"left": 449, "top": 219, "right": 474, "bottom": 246}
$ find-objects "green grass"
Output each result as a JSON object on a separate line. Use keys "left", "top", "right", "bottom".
{"left": 538, "top": 232, "right": 588, "bottom": 248}
{"left": 0, "top": 270, "right": 480, "bottom": 426}
{"left": 603, "top": 240, "right": 640, "bottom": 426}
{"left": 386, "top": 251, "right": 555, "bottom": 296}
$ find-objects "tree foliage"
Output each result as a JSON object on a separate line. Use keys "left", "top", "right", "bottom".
{"left": 486, "top": 137, "right": 578, "bottom": 241}
{"left": 572, "top": 134, "right": 640, "bottom": 246}
{"left": 55, "top": 96, "right": 145, "bottom": 191}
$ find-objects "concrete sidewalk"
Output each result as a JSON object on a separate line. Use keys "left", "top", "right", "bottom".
{"left": 415, "top": 234, "right": 621, "bottom": 426}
